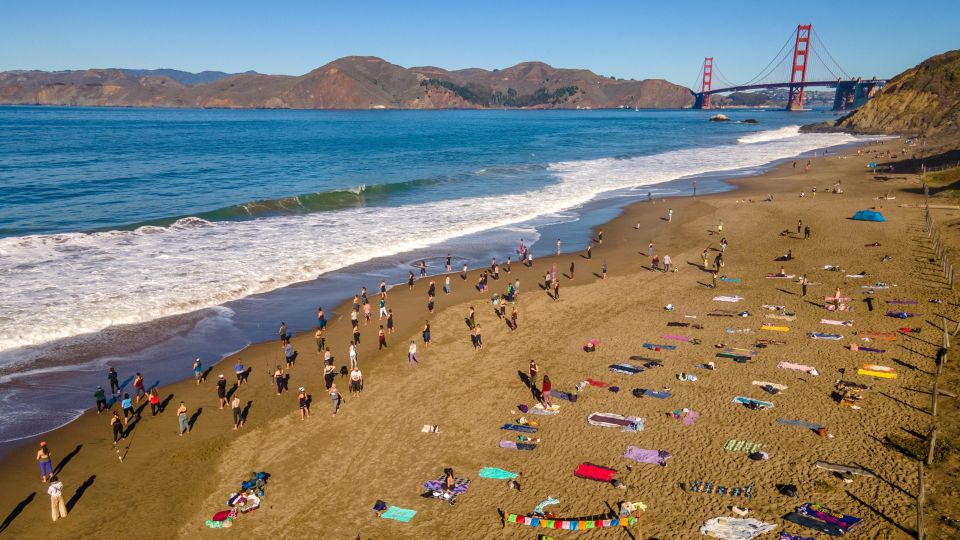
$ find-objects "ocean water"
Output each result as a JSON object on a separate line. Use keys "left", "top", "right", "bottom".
{"left": 0, "top": 106, "right": 857, "bottom": 444}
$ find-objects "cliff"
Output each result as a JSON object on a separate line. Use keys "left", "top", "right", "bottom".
{"left": 805, "top": 50, "right": 960, "bottom": 139}
{"left": 0, "top": 57, "right": 694, "bottom": 110}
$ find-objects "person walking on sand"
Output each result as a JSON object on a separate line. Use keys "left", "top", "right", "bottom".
{"left": 473, "top": 324, "right": 483, "bottom": 350}
{"left": 663, "top": 254, "right": 672, "bottom": 273}
{"left": 552, "top": 279, "right": 560, "bottom": 300}
{"left": 408, "top": 341, "right": 419, "bottom": 367}
{"left": 324, "top": 363, "right": 336, "bottom": 389}
{"left": 380, "top": 279, "right": 388, "bottom": 299}
{"left": 349, "top": 341, "right": 358, "bottom": 368}
{"left": 647, "top": 241, "right": 654, "bottom": 258}
{"left": 408, "top": 270, "right": 415, "bottom": 289}
{"left": 110, "top": 411, "right": 124, "bottom": 444}
{"left": 444, "top": 275, "right": 451, "bottom": 294}
{"left": 720, "top": 237, "right": 728, "bottom": 252}
{"left": 712, "top": 270, "right": 719, "bottom": 288}
{"left": 461, "top": 262, "right": 468, "bottom": 279}
{"left": 177, "top": 402, "right": 189, "bottom": 435}
{"left": 527, "top": 251, "right": 533, "bottom": 267}
{"left": 419, "top": 260, "right": 427, "bottom": 277}
{"left": 350, "top": 366, "right": 363, "bottom": 397}
{"left": 94, "top": 385, "right": 107, "bottom": 413}
{"left": 468, "top": 306, "right": 476, "bottom": 329}
{"left": 352, "top": 323, "right": 361, "bottom": 345}
{"left": 298, "top": 387, "right": 310, "bottom": 420}
{"left": 149, "top": 388, "right": 160, "bottom": 416}
{"left": 427, "top": 294, "right": 435, "bottom": 314}
{"left": 234, "top": 360, "right": 245, "bottom": 386}
{"left": 232, "top": 393, "right": 243, "bottom": 428}
{"left": 529, "top": 360, "right": 539, "bottom": 388}
{"left": 702, "top": 248, "right": 710, "bottom": 269}
{"left": 317, "top": 306, "right": 327, "bottom": 330}
{"left": 279, "top": 321, "right": 289, "bottom": 345}
{"left": 804, "top": 225, "right": 811, "bottom": 239}
{"left": 446, "top": 254, "right": 452, "bottom": 273}
{"left": 108, "top": 367, "right": 120, "bottom": 396}
{"left": 714, "top": 253, "right": 724, "bottom": 270}
{"left": 315, "top": 328, "right": 325, "bottom": 353}
{"left": 217, "top": 374, "right": 228, "bottom": 409}
{"left": 422, "top": 320, "right": 432, "bottom": 347}
{"left": 598, "top": 228, "right": 604, "bottom": 244}
{"left": 800, "top": 274, "right": 808, "bottom": 297}
{"left": 540, "top": 375, "right": 553, "bottom": 407}
{"left": 387, "top": 309, "right": 395, "bottom": 334}
{"left": 190, "top": 358, "right": 204, "bottom": 386}
{"left": 120, "top": 393, "right": 134, "bottom": 425}
{"left": 378, "top": 326, "right": 387, "bottom": 350}
{"left": 667, "top": 208, "right": 673, "bottom": 222}
{"left": 797, "top": 219, "right": 802, "bottom": 234}
{"left": 37, "top": 441, "right": 53, "bottom": 482}
{"left": 47, "top": 475, "right": 67, "bottom": 522}
{"left": 602, "top": 259, "right": 608, "bottom": 279}
{"left": 284, "top": 342, "right": 295, "bottom": 368}
{"left": 330, "top": 383, "right": 343, "bottom": 417}
{"left": 363, "top": 300, "right": 371, "bottom": 326}
{"left": 717, "top": 219, "right": 723, "bottom": 234}
{"left": 274, "top": 365, "right": 286, "bottom": 396}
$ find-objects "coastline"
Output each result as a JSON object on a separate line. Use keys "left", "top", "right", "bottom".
{"left": 3, "top": 136, "right": 952, "bottom": 539}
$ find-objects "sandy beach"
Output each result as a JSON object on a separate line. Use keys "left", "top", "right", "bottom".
{"left": 2, "top": 138, "right": 957, "bottom": 539}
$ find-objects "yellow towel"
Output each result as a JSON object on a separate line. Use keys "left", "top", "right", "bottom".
{"left": 760, "top": 325, "right": 790, "bottom": 332}
{"left": 857, "top": 368, "right": 897, "bottom": 379}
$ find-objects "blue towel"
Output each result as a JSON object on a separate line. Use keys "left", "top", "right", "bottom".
{"left": 381, "top": 506, "right": 417, "bottom": 523}
{"left": 643, "top": 343, "right": 677, "bottom": 351}
{"left": 554, "top": 390, "right": 578, "bottom": 402}
{"left": 609, "top": 363, "right": 644, "bottom": 375}
{"left": 479, "top": 467, "right": 518, "bottom": 479}
{"left": 501, "top": 423, "right": 538, "bottom": 433}
{"left": 637, "top": 389, "right": 671, "bottom": 399}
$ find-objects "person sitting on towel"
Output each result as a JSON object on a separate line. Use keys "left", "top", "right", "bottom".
{"left": 240, "top": 491, "right": 260, "bottom": 513}
{"left": 776, "top": 266, "right": 787, "bottom": 277}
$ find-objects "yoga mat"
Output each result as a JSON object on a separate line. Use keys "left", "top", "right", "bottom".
{"left": 784, "top": 513, "right": 844, "bottom": 536}
{"left": 733, "top": 396, "right": 774, "bottom": 409}
{"left": 820, "top": 319, "right": 853, "bottom": 326}
{"left": 779, "top": 532, "right": 816, "bottom": 540}
{"left": 713, "top": 296, "right": 744, "bottom": 302}
{"left": 856, "top": 368, "right": 896, "bottom": 379}
{"left": 720, "top": 277, "right": 742, "bottom": 283}
{"left": 499, "top": 440, "right": 537, "bottom": 450}
{"left": 637, "top": 389, "right": 671, "bottom": 399}
{"left": 810, "top": 333, "right": 843, "bottom": 340}
{"left": 724, "top": 439, "right": 763, "bottom": 453}
{"left": 761, "top": 304, "right": 786, "bottom": 310}
{"left": 752, "top": 381, "right": 787, "bottom": 391}
{"left": 553, "top": 390, "right": 578, "bottom": 402}
{"left": 643, "top": 343, "right": 676, "bottom": 351}
{"left": 623, "top": 446, "right": 672, "bottom": 465}
{"left": 585, "top": 378, "right": 608, "bottom": 387}
{"left": 505, "top": 513, "right": 636, "bottom": 529}
{"left": 766, "top": 314, "right": 797, "bottom": 321}
{"left": 662, "top": 333, "right": 692, "bottom": 341}
{"left": 723, "top": 347, "right": 757, "bottom": 356}
{"left": 814, "top": 462, "right": 875, "bottom": 477}
{"left": 777, "top": 418, "right": 823, "bottom": 430}
{"left": 479, "top": 467, "right": 518, "bottom": 479}
{"left": 800, "top": 503, "right": 862, "bottom": 531}
{"left": 609, "top": 363, "right": 644, "bottom": 375}
{"left": 381, "top": 506, "right": 417, "bottom": 523}
{"left": 850, "top": 345, "right": 886, "bottom": 353}
{"left": 700, "top": 517, "right": 775, "bottom": 539}
{"left": 531, "top": 403, "right": 560, "bottom": 415}
{"left": 778, "top": 362, "right": 818, "bottom": 375}
{"left": 501, "top": 424, "right": 537, "bottom": 433}
{"left": 588, "top": 413, "right": 644, "bottom": 431}
{"left": 574, "top": 462, "right": 617, "bottom": 482}
{"left": 760, "top": 325, "right": 790, "bottom": 332}
{"left": 886, "top": 311, "right": 918, "bottom": 318}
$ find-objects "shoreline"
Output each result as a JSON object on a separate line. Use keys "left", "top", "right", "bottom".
{"left": 3, "top": 135, "right": 946, "bottom": 539}
{"left": 0, "top": 130, "right": 857, "bottom": 450}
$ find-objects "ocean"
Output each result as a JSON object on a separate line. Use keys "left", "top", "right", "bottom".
{"left": 0, "top": 106, "right": 858, "bottom": 444}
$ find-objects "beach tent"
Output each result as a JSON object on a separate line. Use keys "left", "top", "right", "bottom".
{"left": 851, "top": 210, "right": 886, "bottom": 222}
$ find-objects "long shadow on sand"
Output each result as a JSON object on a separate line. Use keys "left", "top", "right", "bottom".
{"left": 66, "top": 475, "right": 96, "bottom": 512}
{"left": 53, "top": 444, "right": 83, "bottom": 476}
{"left": 846, "top": 490, "right": 914, "bottom": 537}
{"left": 0, "top": 492, "right": 35, "bottom": 533}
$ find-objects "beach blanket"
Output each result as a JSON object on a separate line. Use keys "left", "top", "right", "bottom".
{"left": 662, "top": 333, "right": 695, "bottom": 342}
{"left": 821, "top": 319, "right": 853, "bottom": 326}
{"left": 643, "top": 343, "right": 676, "bottom": 351}
{"left": 501, "top": 424, "right": 538, "bottom": 433}
{"left": 635, "top": 388, "right": 671, "bottom": 399}
{"left": 479, "top": 467, "right": 518, "bottom": 479}
{"left": 720, "top": 277, "right": 742, "bottom": 283}
{"left": 766, "top": 314, "right": 797, "bottom": 321}
{"left": 690, "top": 481, "right": 755, "bottom": 498}
{"left": 733, "top": 396, "right": 774, "bottom": 409}
{"left": 533, "top": 496, "right": 560, "bottom": 516}
{"left": 760, "top": 325, "right": 790, "bottom": 332}
{"left": 724, "top": 347, "right": 758, "bottom": 356}
{"left": 766, "top": 274, "right": 796, "bottom": 279}
{"left": 814, "top": 462, "right": 875, "bottom": 477}
{"left": 700, "top": 517, "right": 775, "bottom": 539}
{"left": 886, "top": 311, "right": 918, "bottom": 318}
{"left": 574, "top": 463, "right": 617, "bottom": 482}
{"left": 856, "top": 368, "right": 896, "bottom": 379}
{"left": 752, "top": 381, "right": 787, "bottom": 391}
{"left": 585, "top": 378, "right": 608, "bottom": 387}
{"left": 777, "top": 418, "right": 823, "bottom": 430}
{"left": 778, "top": 362, "right": 819, "bottom": 375}
{"left": 718, "top": 352, "right": 752, "bottom": 364}
{"left": 587, "top": 413, "right": 644, "bottom": 432}
{"left": 709, "top": 310, "right": 738, "bottom": 317}
{"left": 505, "top": 512, "right": 636, "bottom": 530}
{"left": 845, "top": 274, "right": 866, "bottom": 279}
{"left": 714, "top": 296, "right": 744, "bottom": 302}
{"left": 381, "top": 506, "right": 417, "bottom": 523}
{"left": 673, "top": 409, "right": 700, "bottom": 425}
{"left": 809, "top": 333, "right": 843, "bottom": 340}
{"left": 531, "top": 403, "right": 560, "bottom": 415}
{"left": 624, "top": 446, "right": 672, "bottom": 465}
{"left": 554, "top": 390, "right": 578, "bottom": 402}
{"left": 423, "top": 476, "right": 471, "bottom": 494}
{"left": 724, "top": 439, "right": 763, "bottom": 453}
{"left": 499, "top": 440, "right": 537, "bottom": 450}
{"left": 609, "top": 363, "right": 644, "bottom": 375}
{"left": 786, "top": 503, "right": 863, "bottom": 536}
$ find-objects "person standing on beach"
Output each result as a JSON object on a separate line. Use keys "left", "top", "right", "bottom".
{"left": 446, "top": 254, "right": 452, "bottom": 273}
{"left": 804, "top": 225, "right": 811, "bottom": 239}
{"left": 37, "top": 441, "right": 53, "bottom": 482}
{"left": 712, "top": 271, "right": 718, "bottom": 288}
{"left": 427, "top": 294, "right": 435, "bottom": 314}
{"left": 586, "top": 242, "right": 593, "bottom": 260}
{"left": 94, "top": 385, "right": 107, "bottom": 413}
{"left": 408, "top": 271, "right": 415, "bottom": 289}
{"left": 800, "top": 274, "right": 808, "bottom": 297}
{"left": 363, "top": 300, "right": 371, "bottom": 326}
{"left": 234, "top": 360, "right": 245, "bottom": 385}
{"left": 468, "top": 306, "right": 476, "bottom": 329}
{"left": 528, "top": 360, "right": 539, "bottom": 388}
{"left": 378, "top": 326, "right": 387, "bottom": 350}
{"left": 232, "top": 393, "right": 243, "bottom": 428}
{"left": 444, "top": 275, "right": 451, "bottom": 295}
{"left": 315, "top": 328, "right": 325, "bottom": 353}
{"left": 702, "top": 249, "right": 710, "bottom": 269}
{"left": 176, "top": 402, "right": 191, "bottom": 435}
{"left": 720, "top": 238, "right": 728, "bottom": 252}
{"left": 797, "top": 219, "right": 802, "bottom": 234}
{"left": 217, "top": 374, "right": 228, "bottom": 409}
{"left": 514, "top": 278, "right": 520, "bottom": 299}
{"left": 717, "top": 219, "right": 723, "bottom": 234}
{"left": 279, "top": 322, "right": 289, "bottom": 344}
{"left": 353, "top": 323, "right": 361, "bottom": 345}
{"left": 349, "top": 341, "right": 358, "bottom": 369}
{"left": 714, "top": 253, "right": 724, "bottom": 270}
{"left": 324, "top": 363, "right": 336, "bottom": 389}
{"left": 602, "top": 259, "right": 608, "bottom": 279}
{"left": 350, "top": 366, "right": 363, "bottom": 397}
{"left": 647, "top": 242, "right": 654, "bottom": 258}
{"left": 473, "top": 325, "right": 483, "bottom": 350}
{"left": 408, "top": 341, "right": 419, "bottom": 367}
{"left": 108, "top": 367, "right": 120, "bottom": 396}
{"left": 598, "top": 229, "right": 604, "bottom": 244}
{"left": 317, "top": 306, "right": 327, "bottom": 330}
{"left": 284, "top": 342, "right": 296, "bottom": 368}
{"left": 274, "top": 366, "right": 286, "bottom": 396}
{"left": 461, "top": 262, "right": 468, "bottom": 280}
{"left": 298, "top": 387, "right": 310, "bottom": 420}
{"left": 422, "top": 321, "right": 432, "bottom": 347}
{"left": 540, "top": 375, "right": 553, "bottom": 407}
{"left": 667, "top": 208, "right": 673, "bottom": 222}
{"left": 330, "top": 383, "right": 343, "bottom": 417}
{"left": 505, "top": 257, "right": 511, "bottom": 274}
{"left": 387, "top": 309, "right": 395, "bottom": 334}
{"left": 552, "top": 279, "right": 560, "bottom": 300}
{"left": 120, "top": 393, "right": 134, "bottom": 426}
{"left": 110, "top": 411, "right": 123, "bottom": 444}
{"left": 557, "top": 239, "right": 561, "bottom": 256}
{"left": 663, "top": 254, "right": 672, "bottom": 273}
{"left": 527, "top": 251, "right": 533, "bottom": 267}
{"left": 419, "top": 260, "right": 427, "bottom": 277}
{"left": 193, "top": 358, "right": 204, "bottom": 384}
{"left": 47, "top": 475, "right": 67, "bottom": 522}
{"left": 149, "top": 388, "right": 161, "bottom": 416}
{"left": 380, "top": 279, "right": 388, "bottom": 299}
{"left": 692, "top": 180, "right": 697, "bottom": 197}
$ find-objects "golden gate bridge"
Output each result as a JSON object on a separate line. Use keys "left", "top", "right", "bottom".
{"left": 693, "top": 24, "right": 886, "bottom": 111}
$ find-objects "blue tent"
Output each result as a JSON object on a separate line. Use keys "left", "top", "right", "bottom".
{"left": 852, "top": 209, "right": 886, "bottom": 222}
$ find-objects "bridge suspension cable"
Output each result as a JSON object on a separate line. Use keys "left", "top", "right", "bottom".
{"left": 812, "top": 29, "right": 850, "bottom": 79}
{"left": 733, "top": 27, "right": 798, "bottom": 88}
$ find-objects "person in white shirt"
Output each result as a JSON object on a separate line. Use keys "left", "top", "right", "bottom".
{"left": 47, "top": 476, "right": 67, "bottom": 521}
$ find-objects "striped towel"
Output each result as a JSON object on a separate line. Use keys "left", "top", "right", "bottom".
{"left": 724, "top": 439, "right": 763, "bottom": 453}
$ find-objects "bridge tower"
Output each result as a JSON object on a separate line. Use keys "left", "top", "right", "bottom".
{"left": 786, "top": 24, "right": 812, "bottom": 111}
{"left": 700, "top": 57, "right": 714, "bottom": 109}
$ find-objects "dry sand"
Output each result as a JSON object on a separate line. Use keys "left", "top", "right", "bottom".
{"left": 1, "top": 139, "right": 957, "bottom": 539}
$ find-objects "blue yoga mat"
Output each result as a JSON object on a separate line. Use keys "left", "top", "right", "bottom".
{"left": 554, "top": 390, "right": 578, "bottom": 402}
{"left": 381, "top": 506, "right": 417, "bottom": 523}
{"left": 643, "top": 343, "right": 676, "bottom": 351}
{"left": 609, "top": 363, "right": 644, "bottom": 375}
{"left": 637, "top": 389, "right": 671, "bottom": 399}
{"left": 501, "top": 423, "right": 537, "bottom": 433}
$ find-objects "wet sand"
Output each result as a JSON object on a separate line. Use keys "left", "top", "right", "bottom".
{"left": 1, "top": 139, "right": 956, "bottom": 539}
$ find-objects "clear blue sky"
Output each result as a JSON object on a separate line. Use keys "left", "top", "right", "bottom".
{"left": 2, "top": 0, "right": 956, "bottom": 86}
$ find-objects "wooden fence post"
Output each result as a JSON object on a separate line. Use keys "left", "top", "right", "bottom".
{"left": 927, "top": 428, "right": 938, "bottom": 466}
{"left": 917, "top": 461, "right": 925, "bottom": 540}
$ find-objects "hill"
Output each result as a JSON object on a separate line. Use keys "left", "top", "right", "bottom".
{"left": 0, "top": 57, "right": 694, "bottom": 110}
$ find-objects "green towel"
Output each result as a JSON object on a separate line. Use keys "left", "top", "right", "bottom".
{"left": 381, "top": 506, "right": 417, "bottom": 523}
{"left": 724, "top": 439, "right": 762, "bottom": 453}
{"left": 479, "top": 467, "right": 519, "bottom": 479}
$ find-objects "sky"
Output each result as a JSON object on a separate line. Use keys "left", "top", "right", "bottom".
{"left": 1, "top": 0, "right": 956, "bottom": 87}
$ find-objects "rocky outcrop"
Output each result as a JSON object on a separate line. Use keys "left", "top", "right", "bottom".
{"left": 0, "top": 57, "right": 695, "bottom": 110}
{"left": 806, "top": 50, "right": 960, "bottom": 138}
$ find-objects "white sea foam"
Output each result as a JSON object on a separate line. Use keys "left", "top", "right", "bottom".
{"left": 738, "top": 125, "right": 802, "bottom": 144}
{"left": 0, "top": 129, "right": 858, "bottom": 356}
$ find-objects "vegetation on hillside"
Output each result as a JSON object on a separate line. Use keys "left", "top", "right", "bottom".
{"left": 420, "top": 79, "right": 578, "bottom": 107}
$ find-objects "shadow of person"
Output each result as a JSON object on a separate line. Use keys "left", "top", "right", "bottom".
{"left": 159, "top": 393, "right": 174, "bottom": 413}
{"left": 202, "top": 367, "right": 214, "bottom": 381}
{"left": 189, "top": 407, "right": 203, "bottom": 429}
{"left": 66, "top": 475, "right": 96, "bottom": 513}
{"left": 0, "top": 492, "right": 35, "bottom": 533}
{"left": 227, "top": 383, "right": 238, "bottom": 400}
{"left": 241, "top": 401, "right": 253, "bottom": 424}
{"left": 53, "top": 444, "right": 83, "bottom": 476}
{"left": 517, "top": 371, "right": 531, "bottom": 388}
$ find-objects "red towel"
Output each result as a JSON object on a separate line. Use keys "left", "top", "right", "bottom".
{"left": 586, "top": 378, "right": 608, "bottom": 387}
{"left": 574, "top": 462, "right": 617, "bottom": 482}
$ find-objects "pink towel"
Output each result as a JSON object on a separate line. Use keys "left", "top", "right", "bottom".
{"left": 682, "top": 411, "right": 700, "bottom": 425}
{"left": 662, "top": 334, "right": 691, "bottom": 342}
